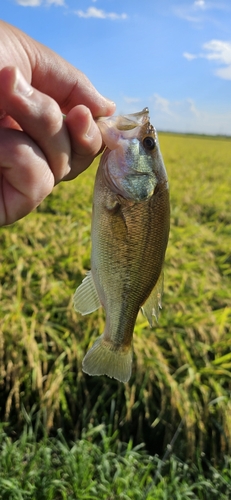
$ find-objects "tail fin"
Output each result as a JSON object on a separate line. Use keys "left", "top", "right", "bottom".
{"left": 82, "top": 334, "right": 133, "bottom": 383}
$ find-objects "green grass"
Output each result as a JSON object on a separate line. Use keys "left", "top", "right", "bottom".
{"left": 0, "top": 132, "right": 231, "bottom": 491}
{"left": 0, "top": 420, "right": 231, "bottom": 500}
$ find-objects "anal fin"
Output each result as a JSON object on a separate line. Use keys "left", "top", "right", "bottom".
{"left": 141, "top": 270, "right": 164, "bottom": 327}
{"left": 73, "top": 270, "right": 101, "bottom": 315}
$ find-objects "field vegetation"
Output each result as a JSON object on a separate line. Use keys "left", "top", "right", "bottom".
{"left": 0, "top": 132, "right": 231, "bottom": 497}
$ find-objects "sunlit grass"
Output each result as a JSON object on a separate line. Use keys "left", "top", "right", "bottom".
{"left": 0, "top": 133, "right": 230, "bottom": 461}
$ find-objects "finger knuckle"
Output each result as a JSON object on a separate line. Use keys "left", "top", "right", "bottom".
{"left": 41, "top": 98, "right": 62, "bottom": 134}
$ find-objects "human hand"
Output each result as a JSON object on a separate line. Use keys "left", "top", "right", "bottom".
{"left": 0, "top": 21, "right": 115, "bottom": 226}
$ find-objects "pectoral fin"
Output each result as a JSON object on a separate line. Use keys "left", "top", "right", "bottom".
{"left": 141, "top": 270, "right": 164, "bottom": 327}
{"left": 73, "top": 270, "right": 101, "bottom": 315}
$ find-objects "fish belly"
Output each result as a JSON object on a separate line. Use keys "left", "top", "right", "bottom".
{"left": 81, "top": 162, "right": 169, "bottom": 382}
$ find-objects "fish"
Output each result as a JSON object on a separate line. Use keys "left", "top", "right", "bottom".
{"left": 73, "top": 108, "right": 170, "bottom": 383}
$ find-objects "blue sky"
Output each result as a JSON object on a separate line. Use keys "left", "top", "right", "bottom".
{"left": 1, "top": 0, "right": 231, "bottom": 135}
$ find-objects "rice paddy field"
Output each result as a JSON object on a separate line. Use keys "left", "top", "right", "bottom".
{"left": 0, "top": 132, "right": 231, "bottom": 498}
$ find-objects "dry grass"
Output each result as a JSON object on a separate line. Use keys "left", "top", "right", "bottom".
{"left": 0, "top": 133, "right": 230, "bottom": 460}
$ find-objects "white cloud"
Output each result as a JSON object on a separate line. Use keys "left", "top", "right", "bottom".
{"left": 203, "top": 40, "right": 231, "bottom": 65}
{"left": 173, "top": 7, "right": 200, "bottom": 23}
{"left": 118, "top": 94, "right": 231, "bottom": 135}
{"left": 153, "top": 94, "right": 173, "bottom": 115}
{"left": 216, "top": 66, "right": 231, "bottom": 79}
{"left": 47, "top": 0, "right": 65, "bottom": 4}
{"left": 184, "top": 39, "right": 231, "bottom": 80}
{"left": 16, "top": 0, "right": 42, "bottom": 5}
{"left": 75, "top": 7, "right": 127, "bottom": 20}
{"left": 123, "top": 96, "right": 141, "bottom": 104}
{"left": 187, "top": 98, "right": 200, "bottom": 117}
{"left": 193, "top": 0, "right": 206, "bottom": 9}
{"left": 16, "top": 0, "right": 65, "bottom": 5}
{"left": 150, "top": 94, "right": 231, "bottom": 135}
{"left": 174, "top": 1, "right": 230, "bottom": 23}
{"left": 183, "top": 52, "right": 197, "bottom": 60}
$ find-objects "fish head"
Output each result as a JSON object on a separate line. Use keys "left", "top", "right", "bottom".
{"left": 97, "top": 108, "right": 168, "bottom": 202}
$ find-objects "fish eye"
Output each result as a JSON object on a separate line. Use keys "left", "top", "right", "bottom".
{"left": 142, "top": 136, "right": 156, "bottom": 151}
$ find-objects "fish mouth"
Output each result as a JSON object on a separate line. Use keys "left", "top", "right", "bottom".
{"left": 97, "top": 107, "right": 150, "bottom": 132}
{"left": 115, "top": 107, "right": 150, "bottom": 131}
{"left": 97, "top": 108, "right": 154, "bottom": 150}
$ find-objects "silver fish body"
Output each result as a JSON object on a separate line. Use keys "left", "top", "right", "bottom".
{"left": 74, "top": 108, "right": 170, "bottom": 383}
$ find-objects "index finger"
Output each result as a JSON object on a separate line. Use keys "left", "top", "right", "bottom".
{"left": 23, "top": 35, "right": 116, "bottom": 117}
{"left": 0, "top": 21, "right": 116, "bottom": 118}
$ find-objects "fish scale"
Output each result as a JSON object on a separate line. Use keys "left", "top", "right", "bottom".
{"left": 73, "top": 108, "right": 170, "bottom": 382}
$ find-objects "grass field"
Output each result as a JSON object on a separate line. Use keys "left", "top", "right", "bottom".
{"left": 0, "top": 132, "right": 231, "bottom": 497}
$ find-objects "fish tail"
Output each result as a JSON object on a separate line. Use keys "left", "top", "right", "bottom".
{"left": 82, "top": 334, "right": 133, "bottom": 383}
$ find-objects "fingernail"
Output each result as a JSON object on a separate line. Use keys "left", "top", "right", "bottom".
{"left": 85, "top": 117, "right": 98, "bottom": 139}
{"left": 103, "top": 99, "right": 116, "bottom": 112}
{"left": 104, "top": 98, "right": 116, "bottom": 106}
{"left": 14, "top": 69, "right": 33, "bottom": 97}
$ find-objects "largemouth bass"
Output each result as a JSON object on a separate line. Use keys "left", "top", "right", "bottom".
{"left": 74, "top": 108, "right": 170, "bottom": 383}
